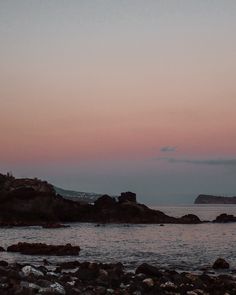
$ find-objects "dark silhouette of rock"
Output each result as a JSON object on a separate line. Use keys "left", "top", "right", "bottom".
{"left": 76, "top": 262, "right": 100, "bottom": 281}
{"left": 179, "top": 214, "right": 201, "bottom": 224}
{"left": 118, "top": 191, "right": 137, "bottom": 203}
{"left": 7, "top": 242, "right": 80, "bottom": 256}
{"left": 0, "top": 173, "right": 94, "bottom": 224}
{"left": 57, "top": 261, "right": 80, "bottom": 270}
{"left": 0, "top": 246, "right": 5, "bottom": 252}
{"left": 0, "top": 173, "right": 203, "bottom": 225}
{"left": 214, "top": 213, "right": 236, "bottom": 223}
{"left": 212, "top": 258, "right": 230, "bottom": 269}
{"left": 94, "top": 195, "right": 116, "bottom": 208}
{"left": 195, "top": 194, "right": 236, "bottom": 204}
{"left": 0, "top": 261, "right": 8, "bottom": 267}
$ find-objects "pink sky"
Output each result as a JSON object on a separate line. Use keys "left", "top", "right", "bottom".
{"left": 0, "top": 1, "right": 236, "bottom": 202}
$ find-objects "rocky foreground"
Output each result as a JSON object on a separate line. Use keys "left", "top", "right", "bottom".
{"left": 0, "top": 258, "right": 234, "bottom": 295}
{"left": 0, "top": 242, "right": 233, "bottom": 294}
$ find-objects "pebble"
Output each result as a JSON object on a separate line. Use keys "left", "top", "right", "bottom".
{"left": 160, "top": 281, "right": 178, "bottom": 289}
{"left": 21, "top": 265, "right": 44, "bottom": 277}
{"left": 39, "top": 282, "right": 65, "bottom": 294}
{"left": 143, "top": 278, "right": 154, "bottom": 287}
{"left": 0, "top": 260, "right": 235, "bottom": 295}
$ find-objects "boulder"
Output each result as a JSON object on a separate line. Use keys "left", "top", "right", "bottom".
{"left": 39, "top": 282, "right": 65, "bottom": 294}
{"left": 21, "top": 265, "right": 44, "bottom": 277}
{"left": 143, "top": 278, "right": 154, "bottom": 287}
{"left": 76, "top": 262, "right": 99, "bottom": 281}
{"left": 214, "top": 213, "right": 236, "bottom": 223}
{"left": 212, "top": 258, "right": 230, "bottom": 269}
{"left": 7, "top": 242, "right": 80, "bottom": 256}
{"left": 135, "top": 263, "right": 162, "bottom": 277}
{"left": 57, "top": 261, "right": 80, "bottom": 270}
{"left": 179, "top": 214, "right": 201, "bottom": 224}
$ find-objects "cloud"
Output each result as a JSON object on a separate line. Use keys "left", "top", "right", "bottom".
{"left": 160, "top": 146, "right": 177, "bottom": 152}
{"left": 158, "top": 157, "right": 236, "bottom": 166}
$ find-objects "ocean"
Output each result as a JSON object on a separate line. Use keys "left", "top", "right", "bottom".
{"left": 1, "top": 204, "right": 236, "bottom": 273}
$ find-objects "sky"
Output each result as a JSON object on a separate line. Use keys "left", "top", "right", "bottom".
{"left": 0, "top": 1, "right": 236, "bottom": 204}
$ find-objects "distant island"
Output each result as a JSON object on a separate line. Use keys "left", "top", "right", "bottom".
{"left": 195, "top": 194, "right": 236, "bottom": 204}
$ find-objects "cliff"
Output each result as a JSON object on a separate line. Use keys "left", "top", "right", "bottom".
{"left": 194, "top": 194, "right": 236, "bottom": 204}
{"left": 0, "top": 173, "right": 201, "bottom": 224}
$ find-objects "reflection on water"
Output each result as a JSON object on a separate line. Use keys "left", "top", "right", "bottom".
{"left": 0, "top": 205, "right": 236, "bottom": 272}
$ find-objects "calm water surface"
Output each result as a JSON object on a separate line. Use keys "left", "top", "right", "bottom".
{"left": 0, "top": 205, "right": 236, "bottom": 273}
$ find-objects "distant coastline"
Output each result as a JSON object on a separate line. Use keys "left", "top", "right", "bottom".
{"left": 195, "top": 194, "right": 236, "bottom": 204}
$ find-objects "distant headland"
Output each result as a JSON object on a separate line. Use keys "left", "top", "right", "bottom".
{"left": 194, "top": 194, "right": 236, "bottom": 204}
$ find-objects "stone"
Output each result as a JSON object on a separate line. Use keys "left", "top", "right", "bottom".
{"left": 76, "top": 262, "right": 99, "bottom": 281}
{"left": 160, "top": 281, "right": 178, "bottom": 290}
{"left": 21, "top": 265, "right": 44, "bottom": 277}
{"left": 58, "top": 261, "right": 80, "bottom": 269}
{"left": 135, "top": 263, "right": 162, "bottom": 277}
{"left": 142, "top": 278, "right": 154, "bottom": 287}
{"left": 20, "top": 281, "right": 40, "bottom": 290}
{"left": 212, "top": 258, "right": 230, "bottom": 269}
{"left": 39, "top": 282, "right": 65, "bottom": 294}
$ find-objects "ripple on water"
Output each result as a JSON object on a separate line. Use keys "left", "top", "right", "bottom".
{"left": 0, "top": 206, "right": 236, "bottom": 272}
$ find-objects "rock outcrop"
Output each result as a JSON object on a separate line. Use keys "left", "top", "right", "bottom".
{"left": 195, "top": 194, "right": 236, "bottom": 204}
{"left": 0, "top": 173, "right": 202, "bottom": 224}
{"left": 7, "top": 242, "right": 80, "bottom": 256}
{"left": 178, "top": 214, "right": 201, "bottom": 224}
{"left": 213, "top": 213, "right": 236, "bottom": 223}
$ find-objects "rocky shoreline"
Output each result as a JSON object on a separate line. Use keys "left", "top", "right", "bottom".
{"left": 0, "top": 257, "right": 235, "bottom": 295}
{"left": 1, "top": 173, "right": 236, "bottom": 226}
{"left": 0, "top": 173, "right": 203, "bottom": 225}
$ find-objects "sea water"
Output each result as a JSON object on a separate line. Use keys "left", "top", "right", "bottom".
{"left": 0, "top": 205, "right": 236, "bottom": 272}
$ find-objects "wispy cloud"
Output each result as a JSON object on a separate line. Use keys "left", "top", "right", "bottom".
{"left": 158, "top": 157, "right": 236, "bottom": 166}
{"left": 160, "top": 146, "right": 177, "bottom": 152}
